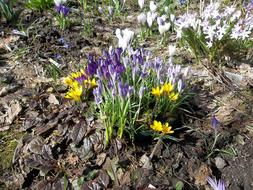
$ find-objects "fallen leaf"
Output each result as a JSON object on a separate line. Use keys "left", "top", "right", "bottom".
{"left": 5, "top": 100, "right": 22, "bottom": 124}
{"left": 194, "top": 164, "right": 212, "bottom": 186}
{"left": 140, "top": 154, "right": 153, "bottom": 170}
{"left": 103, "top": 157, "right": 119, "bottom": 186}
{"left": 95, "top": 153, "right": 107, "bottom": 166}
{"left": 48, "top": 94, "right": 59, "bottom": 105}
{"left": 70, "top": 119, "right": 87, "bottom": 144}
{"left": 66, "top": 153, "right": 79, "bottom": 165}
{"left": 0, "top": 84, "right": 22, "bottom": 97}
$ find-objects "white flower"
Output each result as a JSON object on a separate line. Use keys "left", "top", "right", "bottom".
{"left": 137, "top": 13, "right": 147, "bottom": 25}
{"left": 177, "top": 79, "right": 183, "bottom": 92}
{"left": 225, "top": 6, "right": 235, "bottom": 15}
{"left": 216, "top": 25, "right": 227, "bottom": 40}
{"left": 230, "top": 10, "right": 241, "bottom": 22}
{"left": 158, "top": 23, "right": 170, "bottom": 35}
{"left": 115, "top": 28, "right": 134, "bottom": 51}
{"left": 54, "top": 0, "right": 66, "bottom": 6}
{"left": 168, "top": 45, "right": 176, "bottom": 57}
{"left": 230, "top": 31, "right": 240, "bottom": 40}
{"left": 149, "top": 1, "right": 157, "bottom": 12}
{"left": 176, "top": 29, "right": 182, "bottom": 39}
{"left": 239, "top": 29, "right": 251, "bottom": 40}
{"left": 170, "top": 14, "right": 175, "bottom": 22}
{"left": 157, "top": 16, "right": 166, "bottom": 26}
{"left": 183, "top": 66, "right": 190, "bottom": 78}
{"left": 206, "top": 41, "right": 213, "bottom": 48}
{"left": 164, "top": 6, "right": 169, "bottom": 14}
{"left": 98, "top": 6, "right": 103, "bottom": 14}
{"left": 147, "top": 11, "right": 157, "bottom": 27}
{"left": 138, "top": 0, "right": 145, "bottom": 9}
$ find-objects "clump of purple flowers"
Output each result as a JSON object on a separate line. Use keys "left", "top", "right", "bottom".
{"left": 84, "top": 46, "right": 189, "bottom": 145}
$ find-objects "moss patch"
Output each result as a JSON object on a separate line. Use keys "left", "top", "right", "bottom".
{"left": 0, "top": 129, "right": 23, "bottom": 171}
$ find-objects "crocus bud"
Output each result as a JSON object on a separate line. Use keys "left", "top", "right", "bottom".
{"left": 54, "top": 0, "right": 66, "bottom": 6}
{"left": 139, "top": 86, "right": 145, "bottom": 99}
{"left": 211, "top": 115, "right": 219, "bottom": 129}
{"left": 137, "top": 13, "right": 147, "bottom": 25}
{"left": 164, "top": 6, "right": 169, "bottom": 14}
{"left": 138, "top": 0, "right": 145, "bottom": 9}
{"left": 147, "top": 11, "right": 155, "bottom": 27}
{"left": 170, "top": 14, "right": 175, "bottom": 22}
{"left": 98, "top": 6, "right": 103, "bottom": 14}
{"left": 168, "top": 45, "right": 176, "bottom": 57}
{"left": 108, "top": 6, "right": 114, "bottom": 17}
{"left": 149, "top": 1, "right": 157, "bottom": 12}
{"left": 183, "top": 66, "right": 190, "bottom": 77}
{"left": 177, "top": 79, "right": 183, "bottom": 92}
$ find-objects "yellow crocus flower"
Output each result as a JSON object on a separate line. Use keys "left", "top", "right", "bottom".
{"left": 162, "top": 122, "right": 174, "bottom": 134}
{"left": 150, "top": 120, "right": 163, "bottom": 132}
{"left": 151, "top": 87, "right": 163, "bottom": 97}
{"left": 70, "top": 69, "right": 86, "bottom": 79}
{"left": 84, "top": 78, "right": 97, "bottom": 88}
{"left": 65, "top": 81, "right": 83, "bottom": 101}
{"left": 162, "top": 82, "right": 174, "bottom": 95}
{"left": 63, "top": 77, "right": 74, "bottom": 86}
{"left": 150, "top": 120, "right": 174, "bottom": 134}
{"left": 168, "top": 92, "right": 179, "bottom": 101}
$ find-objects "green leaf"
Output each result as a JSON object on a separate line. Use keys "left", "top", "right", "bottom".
{"left": 175, "top": 181, "right": 184, "bottom": 190}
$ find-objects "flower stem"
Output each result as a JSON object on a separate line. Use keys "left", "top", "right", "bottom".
{"left": 149, "top": 137, "right": 163, "bottom": 160}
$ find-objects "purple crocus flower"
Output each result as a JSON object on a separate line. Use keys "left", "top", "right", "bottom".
{"left": 53, "top": 54, "right": 62, "bottom": 60}
{"left": 207, "top": 177, "right": 226, "bottom": 190}
{"left": 211, "top": 115, "right": 219, "bottom": 129}
{"left": 115, "top": 48, "right": 123, "bottom": 60}
{"left": 58, "top": 37, "right": 70, "bottom": 49}
{"left": 115, "top": 64, "right": 125, "bottom": 75}
{"left": 118, "top": 81, "right": 132, "bottom": 98}
{"left": 86, "top": 55, "right": 98, "bottom": 76}
{"left": 179, "top": 0, "right": 186, "bottom": 5}
{"left": 93, "top": 88, "right": 102, "bottom": 104}
{"left": 93, "top": 81, "right": 103, "bottom": 104}
{"left": 55, "top": 5, "right": 70, "bottom": 17}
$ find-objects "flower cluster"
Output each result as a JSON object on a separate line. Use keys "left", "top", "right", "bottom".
{"left": 63, "top": 69, "right": 97, "bottom": 102}
{"left": 175, "top": 2, "right": 253, "bottom": 48}
{"left": 151, "top": 82, "right": 179, "bottom": 101}
{"left": 150, "top": 120, "right": 174, "bottom": 134}
{"left": 91, "top": 47, "right": 188, "bottom": 144}
{"left": 136, "top": 0, "right": 175, "bottom": 37}
{"left": 115, "top": 28, "right": 134, "bottom": 51}
{"left": 63, "top": 44, "right": 189, "bottom": 145}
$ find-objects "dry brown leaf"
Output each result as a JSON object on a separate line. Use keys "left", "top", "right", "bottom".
{"left": 5, "top": 100, "right": 22, "bottom": 124}
{"left": 66, "top": 153, "right": 79, "bottom": 165}
{"left": 95, "top": 153, "right": 107, "bottom": 166}
{"left": 194, "top": 164, "right": 212, "bottom": 186}
{"left": 48, "top": 94, "right": 59, "bottom": 105}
